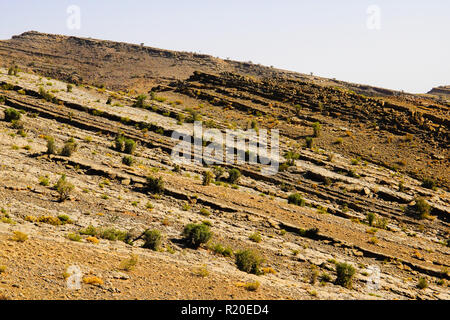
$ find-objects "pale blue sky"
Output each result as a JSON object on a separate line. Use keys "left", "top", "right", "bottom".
{"left": 1, "top": 1, "right": 448, "bottom": 93}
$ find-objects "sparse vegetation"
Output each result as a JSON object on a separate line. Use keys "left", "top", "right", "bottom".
{"left": 142, "top": 229, "right": 162, "bottom": 251}
{"left": 411, "top": 197, "right": 431, "bottom": 219}
{"left": 122, "top": 155, "right": 134, "bottom": 166}
{"left": 235, "top": 249, "right": 263, "bottom": 275}
{"left": 11, "top": 231, "right": 28, "bottom": 242}
{"left": 335, "top": 262, "right": 355, "bottom": 289}
{"left": 312, "top": 122, "right": 321, "bottom": 137}
{"left": 288, "top": 193, "right": 305, "bottom": 206}
{"left": 202, "top": 171, "right": 214, "bottom": 186}
{"left": 146, "top": 176, "right": 164, "bottom": 194}
{"left": 249, "top": 232, "right": 262, "bottom": 243}
{"left": 119, "top": 255, "right": 138, "bottom": 271}
{"left": 182, "top": 223, "right": 212, "bottom": 249}
{"left": 227, "top": 168, "right": 241, "bottom": 184}
{"left": 60, "top": 138, "right": 78, "bottom": 157}
{"left": 55, "top": 174, "right": 74, "bottom": 202}
{"left": 4, "top": 108, "right": 21, "bottom": 122}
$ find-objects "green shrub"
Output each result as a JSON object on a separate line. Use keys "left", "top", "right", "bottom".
{"left": 199, "top": 208, "right": 210, "bottom": 217}
{"left": 122, "top": 155, "right": 134, "bottom": 166}
{"left": 60, "top": 138, "right": 78, "bottom": 157}
{"left": 182, "top": 223, "right": 212, "bottom": 248}
{"left": 124, "top": 139, "right": 136, "bottom": 154}
{"left": 288, "top": 193, "right": 305, "bottom": 206}
{"left": 11, "top": 120, "right": 24, "bottom": 129}
{"left": 417, "top": 278, "right": 428, "bottom": 289}
{"left": 67, "top": 233, "right": 81, "bottom": 242}
{"left": 55, "top": 174, "right": 74, "bottom": 202}
{"left": 79, "top": 225, "right": 98, "bottom": 236}
{"left": 146, "top": 176, "right": 164, "bottom": 194}
{"left": 305, "top": 137, "right": 314, "bottom": 148}
{"left": 38, "top": 87, "right": 56, "bottom": 103}
{"left": 335, "top": 262, "right": 356, "bottom": 289}
{"left": 228, "top": 168, "right": 241, "bottom": 184}
{"left": 114, "top": 135, "right": 126, "bottom": 152}
{"left": 366, "top": 212, "right": 376, "bottom": 226}
{"left": 133, "top": 94, "right": 147, "bottom": 108}
{"left": 235, "top": 249, "right": 263, "bottom": 275}
{"left": 4, "top": 108, "right": 21, "bottom": 122}
{"left": 249, "top": 232, "right": 262, "bottom": 243}
{"left": 212, "top": 243, "right": 233, "bottom": 257}
{"left": 46, "top": 136, "right": 57, "bottom": 155}
{"left": 67, "top": 84, "right": 73, "bottom": 92}
{"left": 142, "top": 229, "right": 162, "bottom": 251}
{"left": 99, "top": 228, "right": 128, "bottom": 241}
{"left": 422, "top": 178, "right": 437, "bottom": 191}
{"left": 58, "top": 215, "right": 72, "bottom": 224}
{"left": 202, "top": 171, "right": 214, "bottom": 186}
{"left": 312, "top": 122, "right": 321, "bottom": 137}
{"left": 39, "top": 176, "right": 50, "bottom": 186}
{"left": 411, "top": 197, "right": 431, "bottom": 219}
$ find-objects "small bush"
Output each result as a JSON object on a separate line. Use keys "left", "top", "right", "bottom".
{"left": 124, "top": 139, "right": 136, "bottom": 154}
{"left": 366, "top": 212, "right": 376, "bottom": 226}
{"left": 133, "top": 94, "right": 147, "bottom": 108}
{"left": 244, "top": 281, "right": 260, "bottom": 291}
{"left": 4, "top": 108, "right": 21, "bottom": 122}
{"left": 37, "top": 216, "right": 62, "bottom": 225}
{"left": 182, "top": 223, "right": 212, "bottom": 248}
{"left": 60, "top": 138, "right": 78, "bottom": 157}
{"left": 39, "top": 176, "right": 50, "bottom": 186}
{"left": 422, "top": 178, "right": 437, "bottom": 191}
{"left": 67, "top": 84, "right": 73, "bottom": 92}
{"left": 288, "top": 193, "right": 305, "bottom": 206}
{"left": 142, "top": 229, "right": 162, "bottom": 251}
{"left": 411, "top": 197, "right": 431, "bottom": 219}
{"left": 146, "top": 176, "right": 164, "bottom": 194}
{"left": 119, "top": 255, "right": 138, "bottom": 271}
{"left": 58, "top": 214, "right": 72, "bottom": 224}
{"left": 114, "top": 135, "right": 126, "bottom": 151}
{"left": 202, "top": 171, "right": 214, "bottom": 186}
{"left": 312, "top": 122, "right": 321, "bottom": 137}
{"left": 99, "top": 228, "right": 128, "bottom": 241}
{"left": 67, "top": 233, "right": 81, "bottom": 242}
{"left": 79, "top": 225, "right": 98, "bottom": 236}
{"left": 193, "top": 265, "right": 209, "bottom": 278}
{"left": 122, "top": 155, "right": 134, "bottom": 166}
{"left": 235, "top": 249, "right": 263, "bottom": 275}
{"left": 46, "top": 136, "right": 57, "bottom": 155}
{"left": 83, "top": 276, "right": 103, "bottom": 286}
{"left": 11, "top": 231, "right": 28, "bottom": 242}
{"left": 228, "top": 168, "right": 241, "bottom": 184}
{"left": 249, "top": 232, "right": 262, "bottom": 243}
{"left": 335, "top": 262, "right": 355, "bottom": 289}
{"left": 55, "top": 174, "right": 74, "bottom": 202}
{"left": 212, "top": 243, "right": 233, "bottom": 257}
{"left": 417, "top": 278, "right": 428, "bottom": 289}
{"left": 305, "top": 137, "right": 314, "bottom": 148}
{"left": 199, "top": 208, "right": 210, "bottom": 217}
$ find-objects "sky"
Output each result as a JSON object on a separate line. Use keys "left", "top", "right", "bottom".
{"left": 0, "top": 0, "right": 448, "bottom": 93}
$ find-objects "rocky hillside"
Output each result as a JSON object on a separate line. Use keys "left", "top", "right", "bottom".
{"left": 428, "top": 86, "right": 450, "bottom": 98}
{"left": 0, "top": 32, "right": 448, "bottom": 300}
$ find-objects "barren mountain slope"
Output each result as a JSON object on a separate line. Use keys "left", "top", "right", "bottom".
{"left": 0, "top": 66, "right": 449, "bottom": 300}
